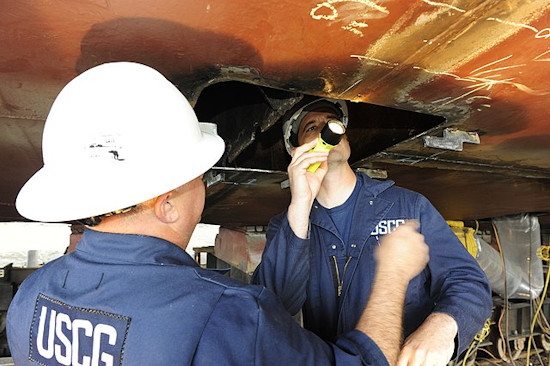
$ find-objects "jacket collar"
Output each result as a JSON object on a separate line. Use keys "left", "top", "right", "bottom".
{"left": 358, "top": 172, "right": 395, "bottom": 197}
{"left": 310, "top": 172, "right": 395, "bottom": 246}
{"left": 76, "top": 228, "right": 198, "bottom": 267}
{"left": 310, "top": 172, "right": 394, "bottom": 224}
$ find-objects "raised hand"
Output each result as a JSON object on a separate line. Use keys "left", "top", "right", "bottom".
{"left": 286, "top": 138, "right": 329, "bottom": 238}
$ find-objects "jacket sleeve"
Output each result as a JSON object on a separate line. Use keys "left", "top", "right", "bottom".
{"left": 254, "top": 287, "right": 389, "bottom": 366}
{"left": 416, "top": 194, "right": 492, "bottom": 355}
{"left": 251, "top": 211, "right": 311, "bottom": 315}
{"left": 199, "top": 285, "right": 389, "bottom": 365}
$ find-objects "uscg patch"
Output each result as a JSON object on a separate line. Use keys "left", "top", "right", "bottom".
{"left": 30, "top": 293, "right": 131, "bottom": 366}
{"left": 370, "top": 219, "right": 406, "bottom": 236}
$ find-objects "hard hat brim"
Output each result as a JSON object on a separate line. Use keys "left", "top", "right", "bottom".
{"left": 16, "top": 130, "right": 224, "bottom": 223}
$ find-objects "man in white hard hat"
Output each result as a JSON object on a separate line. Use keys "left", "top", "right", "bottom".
{"left": 7, "top": 62, "right": 429, "bottom": 365}
{"left": 252, "top": 96, "right": 493, "bottom": 365}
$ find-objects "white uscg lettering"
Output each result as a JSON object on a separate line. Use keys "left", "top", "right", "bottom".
{"left": 31, "top": 294, "right": 130, "bottom": 366}
{"left": 371, "top": 219, "right": 406, "bottom": 236}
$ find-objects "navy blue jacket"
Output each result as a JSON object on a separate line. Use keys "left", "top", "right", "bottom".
{"left": 7, "top": 229, "right": 389, "bottom": 365}
{"left": 252, "top": 172, "right": 492, "bottom": 356}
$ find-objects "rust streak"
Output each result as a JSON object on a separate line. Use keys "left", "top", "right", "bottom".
{"left": 471, "top": 64, "right": 526, "bottom": 77}
{"left": 433, "top": 84, "right": 487, "bottom": 109}
{"left": 486, "top": 17, "right": 539, "bottom": 33}
{"left": 338, "top": 78, "right": 364, "bottom": 96}
{"left": 534, "top": 49, "right": 550, "bottom": 62}
{"left": 470, "top": 55, "right": 513, "bottom": 75}
{"left": 310, "top": 0, "right": 389, "bottom": 21}
{"left": 351, "top": 55, "right": 399, "bottom": 67}
{"left": 422, "top": 0, "right": 466, "bottom": 13}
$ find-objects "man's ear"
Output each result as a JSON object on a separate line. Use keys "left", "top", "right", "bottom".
{"left": 154, "top": 191, "right": 179, "bottom": 223}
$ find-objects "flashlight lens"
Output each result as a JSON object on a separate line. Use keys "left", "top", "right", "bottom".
{"left": 328, "top": 120, "right": 345, "bottom": 135}
{"left": 320, "top": 120, "right": 346, "bottom": 146}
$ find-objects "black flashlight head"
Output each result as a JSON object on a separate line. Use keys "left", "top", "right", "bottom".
{"left": 320, "top": 119, "right": 346, "bottom": 146}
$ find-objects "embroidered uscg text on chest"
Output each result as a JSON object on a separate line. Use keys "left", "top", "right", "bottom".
{"left": 30, "top": 293, "right": 131, "bottom": 366}
{"left": 370, "top": 219, "right": 406, "bottom": 236}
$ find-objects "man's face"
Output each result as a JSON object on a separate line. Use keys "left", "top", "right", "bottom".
{"left": 296, "top": 110, "right": 350, "bottom": 163}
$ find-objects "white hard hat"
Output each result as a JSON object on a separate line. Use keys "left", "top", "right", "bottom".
{"left": 16, "top": 62, "right": 225, "bottom": 223}
{"left": 282, "top": 97, "right": 348, "bottom": 155}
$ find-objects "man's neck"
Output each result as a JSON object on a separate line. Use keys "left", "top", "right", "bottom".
{"left": 93, "top": 212, "right": 191, "bottom": 251}
{"left": 316, "top": 163, "right": 357, "bottom": 209}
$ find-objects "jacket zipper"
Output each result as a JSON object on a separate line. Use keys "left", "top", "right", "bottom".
{"left": 332, "top": 255, "right": 352, "bottom": 297}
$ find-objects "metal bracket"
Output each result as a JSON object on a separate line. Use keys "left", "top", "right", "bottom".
{"left": 423, "top": 128, "right": 480, "bottom": 151}
{"left": 356, "top": 168, "right": 388, "bottom": 180}
{"left": 280, "top": 179, "right": 290, "bottom": 190}
{"left": 204, "top": 170, "right": 225, "bottom": 188}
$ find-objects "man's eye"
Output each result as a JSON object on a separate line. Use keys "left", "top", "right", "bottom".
{"left": 305, "top": 125, "right": 317, "bottom": 133}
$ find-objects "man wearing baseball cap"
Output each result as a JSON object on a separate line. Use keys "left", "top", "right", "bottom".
{"left": 7, "top": 62, "right": 429, "bottom": 365}
{"left": 253, "top": 96, "right": 493, "bottom": 365}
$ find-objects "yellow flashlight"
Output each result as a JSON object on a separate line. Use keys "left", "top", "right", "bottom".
{"left": 307, "top": 119, "right": 346, "bottom": 173}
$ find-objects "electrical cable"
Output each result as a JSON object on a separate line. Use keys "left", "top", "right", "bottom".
{"left": 477, "top": 347, "right": 499, "bottom": 361}
{"left": 461, "top": 319, "right": 492, "bottom": 366}
{"left": 529, "top": 236, "right": 545, "bottom": 366}
{"left": 461, "top": 342, "right": 477, "bottom": 366}
{"left": 528, "top": 224, "right": 540, "bottom": 366}
{"left": 477, "top": 358, "right": 503, "bottom": 366}
{"left": 532, "top": 334, "right": 544, "bottom": 366}
{"left": 535, "top": 296, "right": 550, "bottom": 332}
{"left": 525, "top": 246, "right": 550, "bottom": 366}
{"left": 492, "top": 222, "right": 516, "bottom": 364}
